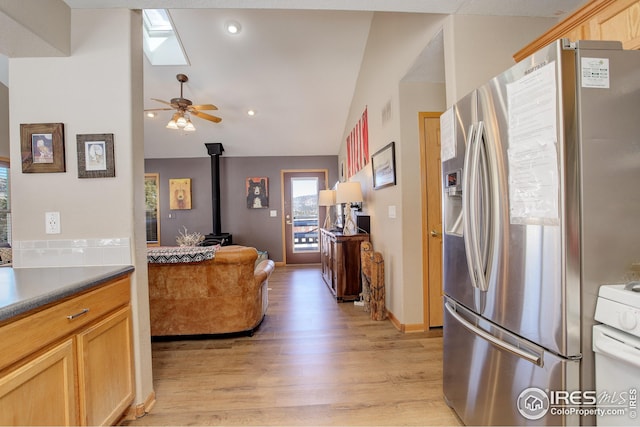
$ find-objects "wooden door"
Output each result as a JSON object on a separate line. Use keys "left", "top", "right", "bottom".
{"left": 419, "top": 112, "right": 443, "bottom": 328}
{"left": 281, "top": 170, "right": 328, "bottom": 264}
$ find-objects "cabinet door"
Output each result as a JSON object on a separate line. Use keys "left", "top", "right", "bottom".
{"left": 320, "top": 232, "right": 331, "bottom": 283}
{"left": 77, "top": 306, "right": 134, "bottom": 426}
{"left": 0, "top": 339, "right": 78, "bottom": 426}
{"left": 333, "top": 239, "right": 343, "bottom": 297}
{"left": 589, "top": 0, "right": 640, "bottom": 49}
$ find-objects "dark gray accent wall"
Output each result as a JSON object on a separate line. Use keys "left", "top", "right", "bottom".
{"left": 145, "top": 155, "right": 338, "bottom": 262}
{"left": 145, "top": 157, "right": 212, "bottom": 248}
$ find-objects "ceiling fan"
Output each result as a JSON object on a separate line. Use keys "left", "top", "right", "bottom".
{"left": 146, "top": 73, "right": 222, "bottom": 131}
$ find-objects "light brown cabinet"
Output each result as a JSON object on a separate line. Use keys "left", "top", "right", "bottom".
{"left": 77, "top": 306, "right": 134, "bottom": 426}
{"left": 0, "top": 338, "right": 78, "bottom": 425}
{"left": 320, "top": 228, "right": 370, "bottom": 301}
{"left": 0, "top": 275, "right": 134, "bottom": 426}
{"left": 514, "top": 0, "right": 640, "bottom": 62}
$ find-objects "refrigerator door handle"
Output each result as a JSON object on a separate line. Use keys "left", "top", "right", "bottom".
{"left": 464, "top": 121, "right": 487, "bottom": 291}
{"left": 471, "top": 121, "right": 489, "bottom": 292}
{"left": 445, "top": 301, "right": 543, "bottom": 366}
{"left": 462, "top": 124, "right": 480, "bottom": 289}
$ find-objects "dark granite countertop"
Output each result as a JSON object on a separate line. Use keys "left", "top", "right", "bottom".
{"left": 0, "top": 265, "right": 135, "bottom": 323}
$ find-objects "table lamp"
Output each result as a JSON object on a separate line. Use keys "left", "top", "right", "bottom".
{"left": 318, "top": 189, "right": 336, "bottom": 230}
{"left": 336, "top": 181, "right": 363, "bottom": 235}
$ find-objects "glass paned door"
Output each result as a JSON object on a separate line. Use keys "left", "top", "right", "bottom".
{"left": 145, "top": 173, "right": 160, "bottom": 246}
{"left": 0, "top": 160, "right": 11, "bottom": 247}
{"left": 283, "top": 170, "right": 327, "bottom": 264}
{"left": 291, "top": 177, "right": 320, "bottom": 253}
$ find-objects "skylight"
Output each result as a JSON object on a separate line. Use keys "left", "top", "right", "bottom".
{"left": 143, "top": 9, "right": 189, "bottom": 66}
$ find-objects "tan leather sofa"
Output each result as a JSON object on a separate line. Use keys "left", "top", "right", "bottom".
{"left": 148, "top": 245, "right": 275, "bottom": 337}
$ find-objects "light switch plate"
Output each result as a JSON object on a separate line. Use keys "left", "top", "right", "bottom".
{"left": 388, "top": 205, "right": 397, "bottom": 219}
{"left": 270, "top": 210, "right": 277, "bottom": 217}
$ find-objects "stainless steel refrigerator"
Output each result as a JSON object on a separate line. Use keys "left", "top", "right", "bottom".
{"left": 441, "top": 39, "right": 640, "bottom": 426}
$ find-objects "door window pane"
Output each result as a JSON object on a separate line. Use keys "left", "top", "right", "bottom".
{"left": 291, "top": 177, "right": 319, "bottom": 253}
{"left": 145, "top": 174, "right": 160, "bottom": 245}
{"left": 0, "top": 161, "right": 10, "bottom": 247}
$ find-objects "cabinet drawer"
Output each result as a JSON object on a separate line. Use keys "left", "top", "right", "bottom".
{"left": 0, "top": 277, "right": 130, "bottom": 372}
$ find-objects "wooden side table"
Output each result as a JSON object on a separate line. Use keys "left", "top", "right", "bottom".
{"left": 320, "top": 228, "right": 370, "bottom": 301}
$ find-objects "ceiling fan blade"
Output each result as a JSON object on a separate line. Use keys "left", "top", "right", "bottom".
{"left": 144, "top": 108, "right": 174, "bottom": 111}
{"left": 191, "top": 110, "right": 222, "bottom": 123}
{"left": 189, "top": 104, "right": 218, "bottom": 111}
{"left": 151, "top": 98, "right": 177, "bottom": 108}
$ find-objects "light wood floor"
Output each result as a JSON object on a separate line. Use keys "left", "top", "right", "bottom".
{"left": 125, "top": 265, "right": 461, "bottom": 426}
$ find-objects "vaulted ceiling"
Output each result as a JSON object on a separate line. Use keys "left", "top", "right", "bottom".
{"left": 58, "top": 1, "right": 586, "bottom": 158}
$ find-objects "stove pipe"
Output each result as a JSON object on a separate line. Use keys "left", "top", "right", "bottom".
{"left": 205, "top": 143, "right": 223, "bottom": 235}
{"left": 204, "top": 143, "right": 231, "bottom": 245}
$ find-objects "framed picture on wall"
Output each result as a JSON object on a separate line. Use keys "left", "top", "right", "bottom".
{"left": 169, "top": 178, "right": 192, "bottom": 210}
{"left": 371, "top": 141, "right": 396, "bottom": 190}
{"left": 77, "top": 133, "right": 115, "bottom": 178}
{"left": 20, "top": 123, "right": 66, "bottom": 173}
{"left": 246, "top": 177, "right": 269, "bottom": 208}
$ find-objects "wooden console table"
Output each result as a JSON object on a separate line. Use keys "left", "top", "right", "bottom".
{"left": 320, "top": 228, "right": 370, "bottom": 302}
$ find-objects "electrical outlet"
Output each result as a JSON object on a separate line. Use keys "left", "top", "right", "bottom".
{"left": 45, "top": 212, "right": 61, "bottom": 234}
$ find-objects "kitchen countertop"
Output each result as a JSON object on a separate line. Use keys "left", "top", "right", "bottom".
{"left": 0, "top": 265, "right": 135, "bottom": 323}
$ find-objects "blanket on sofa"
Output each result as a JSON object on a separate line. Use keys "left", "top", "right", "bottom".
{"left": 147, "top": 245, "right": 220, "bottom": 264}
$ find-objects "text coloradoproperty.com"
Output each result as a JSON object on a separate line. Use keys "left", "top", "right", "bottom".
{"left": 550, "top": 407, "right": 627, "bottom": 417}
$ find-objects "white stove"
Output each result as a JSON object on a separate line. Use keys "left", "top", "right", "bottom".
{"left": 593, "top": 283, "right": 640, "bottom": 426}
{"left": 594, "top": 283, "right": 640, "bottom": 338}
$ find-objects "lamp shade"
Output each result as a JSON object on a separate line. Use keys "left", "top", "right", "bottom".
{"left": 183, "top": 119, "right": 196, "bottom": 131}
{"left": 176, "top": 115, "right": 188, "bottom": 128}
{"left": 318, "top": 189, "right": 336, "bottom": 206}
{"left": 336, "top": 181, "right": 363, "bottom": 204}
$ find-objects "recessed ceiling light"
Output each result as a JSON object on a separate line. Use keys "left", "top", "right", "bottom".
{"left": 247, "top": 109, "right": 256, "bottom": 116}
{"left": 146, "top": 111, "right": 156, "bottom": 118}
{"left": 226, "top": 21, "right": 241, "bottom": 35}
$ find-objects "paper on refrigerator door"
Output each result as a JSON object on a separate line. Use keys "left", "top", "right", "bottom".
{"left": 581, "top": 57, "right": 610, "bottom": 88}
{"left": 440, "top": 107, "right": 455, "bottom": 162}
{"left": 506, "top": 61, "right": 560, "bottom": 225}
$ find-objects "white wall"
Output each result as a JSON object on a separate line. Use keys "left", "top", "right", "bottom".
{"left": 11, "top": 13, "right": 134, "bottom": 240}
{"left": 8, "top": 9, "right": 153, "bottom": 412}
{"left": 339, "top": 12, "right": 447, "bottom": 326}
{"left": 398, "top": 81, "right": 446, "bottom": 325}
{"left": 0, "top": 0, "right": 70, "bottom": 57}
{"left": 342, "top": 12, "right": 560, "bottom": 328}
{"left": 443, "top": 14, "right": 557, "bottom": 107}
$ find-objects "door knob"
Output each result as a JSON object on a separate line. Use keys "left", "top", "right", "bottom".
{"left": 430, "top": 230, "right": 441, "bottom": 237}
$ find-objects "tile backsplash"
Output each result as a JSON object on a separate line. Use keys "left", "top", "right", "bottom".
{"left": 12, "top": 238, "right": 131, "bottom": 268}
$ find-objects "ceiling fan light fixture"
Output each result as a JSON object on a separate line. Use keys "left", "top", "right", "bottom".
{"left": 166, "top": 112, "right": 180, "bottom": 129}
{"left": 153, "top": 73, "right": 222, "bottom": 131}
{"left": 176, "top": 115, "right": 188, "bottom": 128}
{"left": 184, "top": 119, "right": 196, "bottom": 132}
